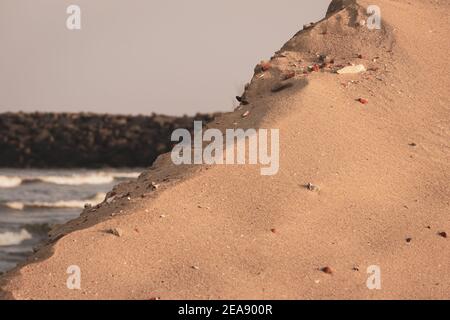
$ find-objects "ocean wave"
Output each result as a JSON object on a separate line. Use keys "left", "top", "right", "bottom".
{"left": 0, "top": 229, "right": 32, "bottom": 246}
{"left": 0, "top": 172, "right": 140, "bottom": 187}
{"left": 0, "top": 176, "right": 22, "bottom": 188}
{"left": 35, "top": 174, "right": 115, "bottom": 185}
{"left": 4, "top": 193, "right": 107, "bottom": 211}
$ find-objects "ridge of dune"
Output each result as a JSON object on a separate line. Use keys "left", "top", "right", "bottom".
{"left": 1, "top": 0, "right": 449, "bottom": 300}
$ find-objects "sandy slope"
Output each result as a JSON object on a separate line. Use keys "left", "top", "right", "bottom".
{"left": 1, "top": 0, "right": 449, "bottom": 299}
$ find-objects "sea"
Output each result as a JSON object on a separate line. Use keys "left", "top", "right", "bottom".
{"left": 0, "top": 168, "right": 142, "bottom": 274}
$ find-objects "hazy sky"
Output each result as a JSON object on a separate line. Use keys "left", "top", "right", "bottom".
{"left": 0, "top": 0, "right": 330, "bottom": 115}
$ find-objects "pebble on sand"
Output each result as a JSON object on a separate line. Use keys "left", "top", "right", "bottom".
{"left": 303, "top": 22, "right": 315, "bottom": 30}
{"left": 109, "top": 228, "right": 124, "bottom": 237}
{"left": 306, "top": 183, "right": 320, "bottom": 192}
{"left": 438, "top": 232, "right": 447, "bottom": 238}
{"left": 307, "top": 64, "right": 320, "bottom": 72}
{"left": 357, "top": 20, "right": 366, "bottom": 27}
{"left": 242, "top": 111, "right": 250, "bottom": 118}
{"left": 321, "top": 266, "right": 333, "bottom": 275}
{"left": 357, "top": 98, "right": 369, "bottom": 104}
{"left": 261, "top": 61, "right": 271, "bottom": 71}
{"left": 337, "top": 64, "right": 366, "bottom": 74}
{"left": 106, "top": 195, "right": 117, "bottom": 204}
{"left": 150, "top": 182, "right": 160, "bottom": 190}
{"left": 236, "top": 96, "right": 249, "bottom": 105}
{"left": 318, "top": 54, "right": 333, "bottom": 64}
{"left": 255, "top": 61, "right": 271, "bottom": 73}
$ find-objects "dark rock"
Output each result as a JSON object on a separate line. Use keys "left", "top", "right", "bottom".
{"left": 0, "top": 112, "right": 218, "bottom": 168}
{"left": 321, "top": 266, "right": 333, "bottom": 275}
{"left": 326, "top": 0, "right": 357, "bottom": 17}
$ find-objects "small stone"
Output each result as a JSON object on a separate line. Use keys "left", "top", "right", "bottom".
{"left": 303, "top": 22, "right": 314, "bottom": 30}
{"left": 409, "top": 143, "right": 417, "bottom": 147}
{"left": 306, "top": 183, "right": 320, "bottom": 192}
{"left": 150, "top": 182, "right": 160, "bottom": 190}
{"left": 242, "top": 111, "right": 250, "bottom": 118}
{"left": 109, "top": 228, "right": 124, "bottom": 237}
{"left": 148, "top": 297, "right": 160, "bottom": 301}
{"left": 318, "top": 54, "right": 332, "bottom": 64}
{"left": 406, "top": 237, "right": 412, "bottom": 243}
{"left": 106, "top": 195, "right": 116, "bottom": 204}
{"left": 236, "top": 96, "right": 249, "bottom": 105}
{"left": 321, "top": 266, "right": 333, "bottom": 275}
{"left": 191, "top": 266, "right": 200, "bottom": 270}
{"left": 254, "top": 61, "right": 271, "bottom": 73}
{"left": 84, "top": 203, "right": 92, "bottom": 209}
{"left": 270, "top": 228, "right": 277, "bottom": 234}
{"left": 357, "top": 98, "right": 369, "bottom": 104}
{"left": 261, "top": 61, "right": 271, "bottom": 71}
{"left": 308, "top": 64, "right": 321, "bottom": 72}
{"left": 337, "top": 64, "right": 366, "bottom": 74}
{"left": 438, "top": 232, "right": 447, "bottom": 238}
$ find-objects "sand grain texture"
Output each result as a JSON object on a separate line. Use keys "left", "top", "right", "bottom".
{"left": 1, "top": 0, "right": 449, "bottom": 300}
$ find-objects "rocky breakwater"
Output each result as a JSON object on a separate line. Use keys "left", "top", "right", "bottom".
{"left": 0, "top": 112, "right": 217, "bottom": 168}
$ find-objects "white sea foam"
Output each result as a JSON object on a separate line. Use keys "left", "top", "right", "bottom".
{"left": 0, "top": 176, "right": 22, "bottom": 188}
{"left": 4, "top": 202, "right": 25, "bottom": 210}
{"left": 112, "top": 172, "right": 141, "bottom": 179}
{"left": 0, "top": 171, "right": 141, "bottom": 187}
{"left": 0, "top": 229, "right": 32, "bottom": 246}
{"left": 37, "top": 174, "right": 115, "bottom": 185}
{"left": 5, "top": 193, "right": 107, "bottom": 211}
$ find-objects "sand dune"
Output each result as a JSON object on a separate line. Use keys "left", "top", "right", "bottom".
{"left": 1, "top": 0, "right": 449, "bottom": 299}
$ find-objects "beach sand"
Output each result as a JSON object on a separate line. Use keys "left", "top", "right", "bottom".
{"left": 1, "top": 0, "right": 449, "bottom": 299}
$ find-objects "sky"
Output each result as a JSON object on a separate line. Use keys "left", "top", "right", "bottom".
{"left": 0, "top": 0, "right": 330, "bottom": 116}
